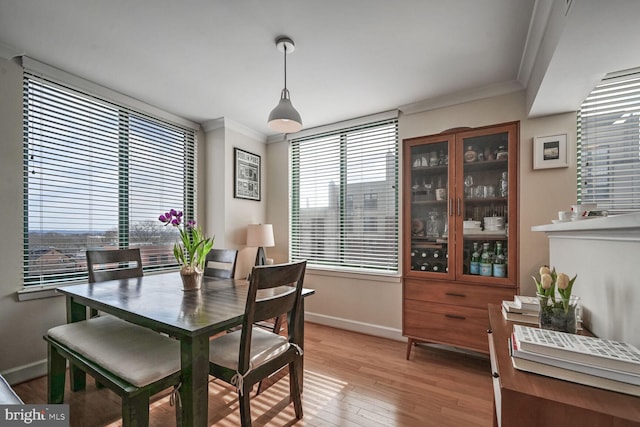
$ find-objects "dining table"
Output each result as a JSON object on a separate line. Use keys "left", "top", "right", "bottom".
{"left": 56, "top": 271, "right": 315, "bottom": 427}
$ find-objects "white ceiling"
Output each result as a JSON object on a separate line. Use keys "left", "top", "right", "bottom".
{"left": 1, "top": 1, "right": 640, "bottom": 138}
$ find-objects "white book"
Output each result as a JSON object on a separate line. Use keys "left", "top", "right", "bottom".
{"left": 513, "top": 295, "right": 540, "bottom": 312}
{"left": 502, "top": 300, "right": 538, "bottom": 315}
{"left": 501, "top": 305, "right": 539, "bottom": 325}
{"left": 510, "top": 334, "right": 640, "bottom": 386}
{"left": 508, "top": 338, "right": 640, "bottom": 397}
{"left": 513, "top": 325, "right": 640, "bottom": 375}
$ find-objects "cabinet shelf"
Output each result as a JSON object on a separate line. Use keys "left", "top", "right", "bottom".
{"left": 463, "top": 158, "right": 508, "bottom": 171}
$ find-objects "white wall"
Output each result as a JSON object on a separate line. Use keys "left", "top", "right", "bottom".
{"left": 267, "top": 90, "right": 577, "bottom": 340}
{"left": 203, "top": 119, "right": 269, "bottom": 280}
{"left": 0, "top": 59, "right": 69, "bottom": 383}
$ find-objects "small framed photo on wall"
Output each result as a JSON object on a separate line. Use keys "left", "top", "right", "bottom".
{"left": 533, "top": 134, "right": 569, "bottom": 169}
{"left": 234, "top": 148, "right": 261, "bottom": 201}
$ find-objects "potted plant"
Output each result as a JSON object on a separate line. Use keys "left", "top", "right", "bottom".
{"left": 159, "top": 209, "right": 214, "bottom": 290}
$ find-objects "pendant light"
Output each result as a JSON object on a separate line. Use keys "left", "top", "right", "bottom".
{"left": 268, "top": 36, "right": 302, "bottom": 133}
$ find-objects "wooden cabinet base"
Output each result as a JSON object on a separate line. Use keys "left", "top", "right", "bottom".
{"left": 488, "top": 304, "right": 640, "bottom": 426}
{"left": 403, "top": 279, "right": 515, "bottom": 357}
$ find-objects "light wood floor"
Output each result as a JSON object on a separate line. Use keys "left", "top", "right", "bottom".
{"left": 13, "top": 323, "right": 494, "bottom": 426}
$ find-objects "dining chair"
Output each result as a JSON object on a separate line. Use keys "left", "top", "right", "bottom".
{"left": 203, "top": 248, "right": 238, "bottom": 278}
{"left": 86, "top": 248, "right": 144, "bottom": 283}
{"left": 86, "top": 248, "right": 144, "bottom": 317}
{"left": 208, "top": 260, "right": 307, "bottom": 426}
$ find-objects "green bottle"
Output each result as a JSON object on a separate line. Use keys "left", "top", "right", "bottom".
{"left": 470, "top": 242, "right": 480, "bottom": 275}
{"left": 479, "top": 242, "right": 492, "bottom": 276}
{"left": 493, "top": 242, "right": 506, "bottom": 277}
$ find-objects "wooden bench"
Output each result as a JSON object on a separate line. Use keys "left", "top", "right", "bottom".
{"left": 45, "top": 315, "right": 182, "bottom": 426}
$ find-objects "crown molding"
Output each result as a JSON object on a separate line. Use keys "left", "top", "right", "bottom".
{"left": 201, "top": 117, "right": 266, "bottom": 142}
{"left": 0, "top": 41, "right": 23, "bottom": 60}
{"left": 399, "top": 81, "right": 524, "bottom": 115}
{"left": 517, "top": 0, "right": 554, "bottom": 88}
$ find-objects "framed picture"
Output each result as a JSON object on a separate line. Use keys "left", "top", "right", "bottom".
{"left": 533, "top": 134, "right": 569, "bottom": 169}
{"left": 234, "top": 148, "right": 261, "bottom": 201}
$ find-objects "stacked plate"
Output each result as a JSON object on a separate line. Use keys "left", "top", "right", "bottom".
{"left": 484, "top": 216, "right": 505, "bottom": 231}
{"left": 463, "top": 220, "right": 482, "bottom": 234}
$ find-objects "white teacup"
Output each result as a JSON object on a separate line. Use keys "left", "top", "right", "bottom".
{"left": 558, "top": 211, "right": 572, "bottom": 221}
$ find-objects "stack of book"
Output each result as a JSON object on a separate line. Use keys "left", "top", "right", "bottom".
{"left": 510, "top": 324, "right": 640, "bottom": 396}
{"left": 501, "top": 295, "right": 540, "bottom": 325}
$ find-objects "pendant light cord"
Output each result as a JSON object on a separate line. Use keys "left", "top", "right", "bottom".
{"left": 283, "top": 43, "right": 288, "bottom": 91}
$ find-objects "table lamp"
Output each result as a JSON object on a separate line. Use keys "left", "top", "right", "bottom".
{"left": 246, "top": 224, "right": 275, "bottom": 266}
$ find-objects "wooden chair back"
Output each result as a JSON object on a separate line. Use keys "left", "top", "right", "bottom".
{"left": 86, "top": 248, "right": 143, "bottom": 283}
{"left": 238, "top": 261, "right": 306, "bottom": 372}
{"left": 204, "top": 248, "right": 238, "bottom": 278}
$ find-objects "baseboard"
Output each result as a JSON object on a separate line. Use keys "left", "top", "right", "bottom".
{"left": 1, "top": 359, "right": 47, "bottom": 385}
{"left": 305, "top": 312, "right": 405, "bottom": 342}
{"left": 304, "top": 312, "right": 488, "bottom": 359}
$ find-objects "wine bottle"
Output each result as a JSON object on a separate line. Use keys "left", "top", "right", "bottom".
{"left": 469, "top": 242, "right": 480, "bottom": 275}
{"left": 431, "top": 262, "right": 443, "bottom": 273}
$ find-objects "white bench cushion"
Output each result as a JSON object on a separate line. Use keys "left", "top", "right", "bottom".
{"left": 0, "top": 374, "right": 23, "bottom": 404}
{"left": 209, "top": 326, "right": 289, "bottom": 371}
{"left": 48, "top": 316, "right": 180, "bottom": 388}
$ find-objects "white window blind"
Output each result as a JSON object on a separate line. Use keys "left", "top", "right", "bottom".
{"left": 290, "top": 118, "right": 398, "bottom": 272}
{"left": 578, "top": 69, "right": 640, "bottom": 213}
{"left": 23, "top": 72, "right": 197, "bottom": 287}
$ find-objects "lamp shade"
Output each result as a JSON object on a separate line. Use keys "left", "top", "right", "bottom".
{"left": 246, "top": 224, "right": 275, "bottom": 248}
{"left": 268, "top": 89, "right": 302, "bottom": 133}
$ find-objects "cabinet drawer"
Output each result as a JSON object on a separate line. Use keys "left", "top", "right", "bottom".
{"left": 404, "top": 300, "right": 490, "bottom": 352}
{"left": 404, "top": 279, "right": 515, "bottom": 309}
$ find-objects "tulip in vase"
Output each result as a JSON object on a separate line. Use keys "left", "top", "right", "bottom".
{"left": 533, "top": 266, "right": 579, "bottom": 333}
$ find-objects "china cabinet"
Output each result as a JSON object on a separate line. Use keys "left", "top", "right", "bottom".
{"left": 402, "top": 122, "right": 519, "bottom": 356}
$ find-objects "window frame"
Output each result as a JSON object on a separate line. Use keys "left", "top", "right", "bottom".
{"left": 577, "top": 68, "right": 640, "bottom": 214}
{"left": 22, "top": 68, "right": 198, "bottom": 289}
{"left": 289, "top": 117, "right": 399, "bottom": 274}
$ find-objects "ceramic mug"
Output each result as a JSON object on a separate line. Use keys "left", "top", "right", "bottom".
{"left": 558, "top": 211, "right": 572, "bottom": 221}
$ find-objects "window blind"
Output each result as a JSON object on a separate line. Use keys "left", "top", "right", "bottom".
{"left": 23, "top": 72, "right": 197, "bottom": 287}
{"left": 578, "top": 70, "right": 640, "bottom": 213}
{"left": 290, "top": 118, "right": 398, "bottom": 272}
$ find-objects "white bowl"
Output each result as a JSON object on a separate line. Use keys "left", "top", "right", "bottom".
{"left": 484, "top": 216, "right": 505, "bottom": 225}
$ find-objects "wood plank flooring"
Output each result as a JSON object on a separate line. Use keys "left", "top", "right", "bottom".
{"left": 13, "top": 323, "right": 494, "bottom": 426}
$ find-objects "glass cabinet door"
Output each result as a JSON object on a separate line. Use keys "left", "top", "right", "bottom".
{"left": 457, "top": 126, "right": 515, "bottom": 282}
{"left": 407, "top": 137, "right": 453, "bottom": 277}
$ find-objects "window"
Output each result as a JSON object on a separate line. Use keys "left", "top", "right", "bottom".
{"left": 364, "top": 193, "right": 378, "bottom": 210}
{"left": 290, "top": 118, "right": 398, "bottom": 272}
{"left": 578, "top": 69, "right": 640, "bottom": 213}
{"left": 23, "top": 71, "right": 197, "bottom": 287}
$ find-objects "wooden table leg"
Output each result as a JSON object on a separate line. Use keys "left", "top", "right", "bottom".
{"left": 66, "top": 297, "right": 87, "bottom": 391}
{"left": 179, "top": 334, "right": 210, "bottom": 427}
{"left": 292, "top": 297, "right": 306, "bottom": 391}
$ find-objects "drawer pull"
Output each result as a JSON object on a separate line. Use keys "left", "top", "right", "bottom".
{"left": 445, "top": 313, "right": 466, "bottom": 320}
{"left": 445, "top": 292, "right": 466, "bottom": 298}
{"left": 492, "top": 372, "right": 499, "bottom": 378}
{"left": 487, "top": 329, "right": 493, "bottom": 334}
